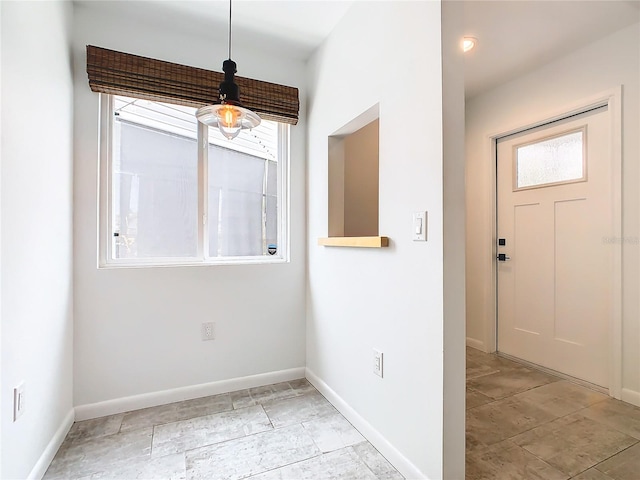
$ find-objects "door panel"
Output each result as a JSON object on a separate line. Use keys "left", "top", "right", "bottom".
{"left": 513, "top": 202, "right": 547, "bottom": 336}
{"left": 497, "top": 106, "right": 611, "bottom": 388}
{"left": 555, "top": 198, "right": 591, "bottom": 345}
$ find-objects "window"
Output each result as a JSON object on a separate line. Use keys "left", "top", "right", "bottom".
{"left": 100, "top": 95, "right": 289, "bottom": 266}
{"left": 514, "top": 127, "right": 586, "bottom": 190}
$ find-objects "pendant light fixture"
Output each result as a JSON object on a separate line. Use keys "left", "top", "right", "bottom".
{"left": 196, "top": 0, "right": 261, "bottom": 140}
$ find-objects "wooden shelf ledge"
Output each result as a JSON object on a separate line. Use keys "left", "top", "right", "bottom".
{"left": 317, "top": 236, "right": 389, "bottom": 248}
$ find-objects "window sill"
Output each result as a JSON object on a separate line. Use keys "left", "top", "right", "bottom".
{"left": 317, "top": 236, "right": 389, "bottom": 248}
{"left": 98, "top": 257, "right": 289, "bottom": 269}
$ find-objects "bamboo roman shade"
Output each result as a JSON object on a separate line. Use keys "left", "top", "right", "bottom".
{"left": 86, "top": 45, "right": 299, "bottom": 125}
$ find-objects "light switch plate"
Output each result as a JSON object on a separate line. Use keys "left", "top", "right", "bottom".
{"left": 413, "top": 211, "right": 427, "bottom": 241}
{"left": 373, "top": 349, "right": 383, "bottom": 378}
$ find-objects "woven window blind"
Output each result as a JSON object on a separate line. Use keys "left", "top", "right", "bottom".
{"left": 86, "top": 45, "right": 299, "bottom": 125}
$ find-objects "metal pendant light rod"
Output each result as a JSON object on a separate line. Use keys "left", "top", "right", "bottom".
{"left": 195, "top": 0, "right": 260, "bottom": 140}
{"left": 228, "top": 0, "right": 232, "bottom": 59}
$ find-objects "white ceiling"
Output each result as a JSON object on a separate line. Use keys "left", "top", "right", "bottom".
{"left": 76, "top": 0, "right": 640, "bottom": 98}
{"left": 75, "top": 0, "right": 354, "bottom": 61}
{"left": 463, "top": 0, "right": 640, "bottom": 98}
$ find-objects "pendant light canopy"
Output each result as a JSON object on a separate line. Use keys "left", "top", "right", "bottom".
{"left": 196, "top": 0, "right": 260, "bottom": 140}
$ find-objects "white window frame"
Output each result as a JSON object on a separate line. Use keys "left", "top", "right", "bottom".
{"left": 98, "top": 94, "right": 290, "bottom": 268}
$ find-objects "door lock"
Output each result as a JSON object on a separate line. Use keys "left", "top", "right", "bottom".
{"left": 497, "top": 253, "right": 511, "bottom": 261}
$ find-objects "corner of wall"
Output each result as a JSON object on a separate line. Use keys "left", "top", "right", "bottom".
{"left": 27, "top": 409, "right": 75, "bottom": 480}
{"left": 1, "top": 1, "right": 75, "bottom": 477}
{"left": 305, "top": 369, "right": 427, "bottom": 480}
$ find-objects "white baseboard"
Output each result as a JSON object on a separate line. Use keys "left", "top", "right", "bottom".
{"left": 466, "top": 337, "right": 485, "bottom": 351}
{"left": 305, "top": 368, "right": 427, "bottom": 480}
{"left": 28, "top": 408, "right": 74, "bottom": 480}
{"left": 621, "top": 388, "right": 640, "bottom": 408}
{"left": 75, "top": 367, "right": 306, "bottom": 421}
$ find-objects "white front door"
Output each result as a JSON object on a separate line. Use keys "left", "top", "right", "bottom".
{"left": 496, "top": 106, "right": 612, "bottom": 388}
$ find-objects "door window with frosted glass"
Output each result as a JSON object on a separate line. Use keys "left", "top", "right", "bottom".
{"left": 514, "top": 127, "right": 586, "bottom": 191}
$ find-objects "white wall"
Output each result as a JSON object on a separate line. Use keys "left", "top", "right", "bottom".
{"left": 465, "top": 22, "right": 640, "bottom": 401}
{"left": 307, "top": 2, "right": 463, "bottom": 478}
{"left": 441, "top": 1, "right": 466, "bottom": 478}
{"left": 72, "top": 4, "right": 307, "bottom": 407}
{"left": 1, "top": 1, "right": 74, "bottom": 478}
{"left": 1, "top": 2, "right": 4, "bottom": 465}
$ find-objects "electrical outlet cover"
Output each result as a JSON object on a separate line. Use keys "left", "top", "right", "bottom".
{"left": 13, "top": 382, "right": 25, "bottom": 421}
{"left": 201, "top": 322, "right": 215, "bottom": 341}
{"left": 373, "top": 349, "right": 383, "bottom": 378}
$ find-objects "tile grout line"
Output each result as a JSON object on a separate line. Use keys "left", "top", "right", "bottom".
{"left": 242, "top": 444, "right": 325, "bottom": 479}
{"left": 150, "top": 424, "right": 156, "bottom": 457}
{"left": 183, "top": 419, "right": 327, "bottom": 479}
{"left": 174, "top": 394, "right": 333, "bottom": 459}
{"left": 261, "top": 403, "right": 276, "bottom": 431}
{"left": 574, "top": 439, "right": 640, "bottom": 478}
{"left": 501, "top": 439, "right": 569, "bottom": 479}
{"left": 177, "top": 409, "right": 331, "bottom": 460}
{"left": 560, "top": 438, "right": 640, "bottom": 479}
{"left": 498, "top": 403, "right": 604, "bottom": 452}
{"left": 564, "top": 401, "right": 640, "bottom": 440}
{"left": 494, "top": 388, "right": 638, "bottom": 476}
{"left": 351, "top": 442, "right": 405, "bottom": 480}
{"left": 466, "top": 379, "right": 559, "bottom": 411}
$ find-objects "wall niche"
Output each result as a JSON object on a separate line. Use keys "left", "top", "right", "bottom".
{"left": 319, "top": 105, "right": 389, "bottom": 248}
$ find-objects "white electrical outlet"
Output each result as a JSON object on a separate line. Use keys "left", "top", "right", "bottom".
{"left": 13, "top": 382, "right": 25, "bottom": 421}
{"left": 201, "top": 322, "right": 215, "bottom": 341}
{"left": 373, "top": 349, "right": 383, "bottom": 378}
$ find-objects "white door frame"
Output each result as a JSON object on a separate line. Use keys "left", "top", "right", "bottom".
{"left": 483, "top": 87, "right": 623, "bottom": 398}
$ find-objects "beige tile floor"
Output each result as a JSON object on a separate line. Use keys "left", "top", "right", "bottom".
{"left": 466, "top": 347, "right": 640, "bottom": 480}
{"left": 44, "top": 379, "right": 404, "bottom": 480}
{"left": 43, "top": 351, "right": 640, "bottom": 479}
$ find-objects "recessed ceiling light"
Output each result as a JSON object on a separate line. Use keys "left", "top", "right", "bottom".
{"left": 463, "top": 37, "right": 477, "bottom": 53}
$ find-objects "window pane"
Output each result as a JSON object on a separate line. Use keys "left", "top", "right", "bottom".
{"left": 113, "top": 120, "right": 198, "bottom": 259}
{"left": 207, "top": 118, "right": 278, "bottom": 162}
{"left": 104, "top": 95, "right": 285, "bottom": 265}
{"left": 516, "top": 130, "right": 584, "bottom": 189}
{"left": 208, "top": 146, "right": 267, "bottom": 257}
{"left": 266, "top": 160, "right": 278, "bottom": 255}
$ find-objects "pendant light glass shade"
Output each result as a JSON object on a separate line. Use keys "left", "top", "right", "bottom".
{"left": 196, "top": 2, "right": 261, "bottom": 139}
{"left": 196, "top": 103, "right": 261, "bottom": 140}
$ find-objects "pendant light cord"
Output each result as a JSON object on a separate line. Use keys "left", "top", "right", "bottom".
{"left": 228, "top": 0, "right": 232, "bottom": 60}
